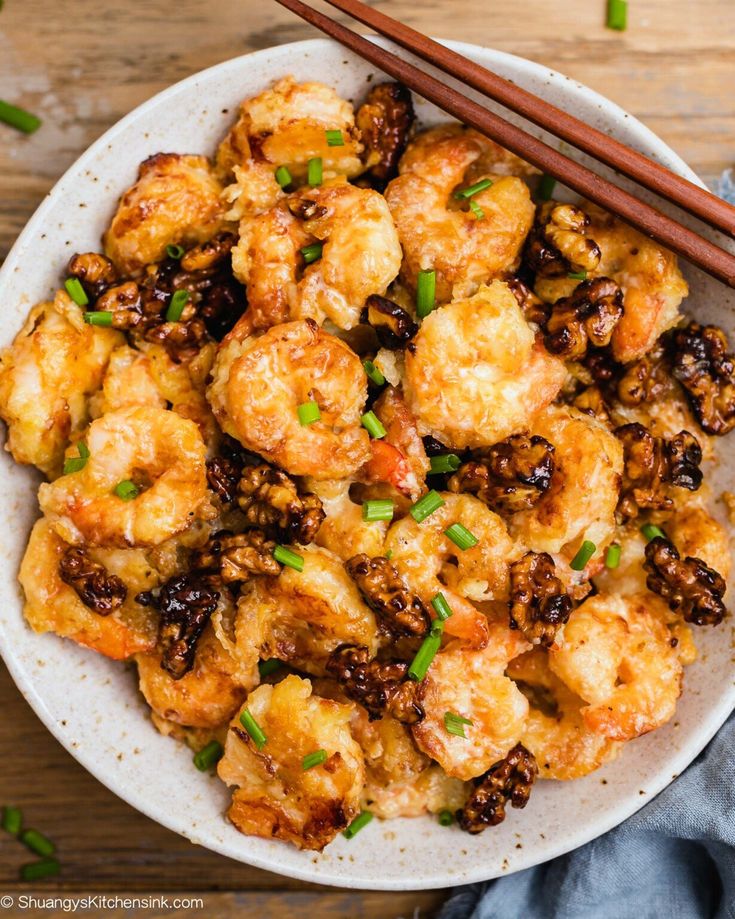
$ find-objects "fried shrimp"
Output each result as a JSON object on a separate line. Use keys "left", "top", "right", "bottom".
{"left": 548, "top": 593, "right": 683, "bottom": 741}
{"left": 38, "top": 406, "right": 208, "bottom": 547}
{"left": 307, "top": 478, "right": 389, "bottom": 561}
{"left": 385, "top": 125, "right": 535, "bottom": 302}
{"left": 208, "top": 319, "right": 371, "bottom": 479}
{"left": 412, "top": 624, "right": 530, "bottom": 780}
{"left": 218, "top": 675, "right": 365, "bottom": 850}
{"left": 404, "top": 282, "right": 566, "bottom": 449}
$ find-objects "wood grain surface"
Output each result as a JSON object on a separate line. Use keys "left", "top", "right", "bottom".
{"left": 1, "top": 0, "right": 733, "bottom": 916}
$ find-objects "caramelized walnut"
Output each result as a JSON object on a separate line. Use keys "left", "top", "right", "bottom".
{"left": 449, "top": 433, "right": 555, "bottom": 514}
{"left": 192, "top": 530, "right": 281, "bottom": 584}
{"left": 615, "top": 343, "right": 671, "bottom": 406}
{"left": 287, "top": 198, "right": 328, "bottom": 221}
{"left": 508, "top": 551, "right": 573, "bottom": 646}
{"left": 365, "top": 294, "right": 418, "bottom": 349}
{"left": 572, "top": 383, "right": 611, "bottom": 423}
{"left": 356, "top": 81, "right": 415, "bottom": 187}
{"left": 150, "top": 573, "right": 220, "bottom": 679}
{"left": 67, "top": 252, "right": 118, "bottom": 299}
{"left": 179, "top": 231, "right": 236, "bottom": 273}
{"left": 669, "top": 322, "right": 735, "bottom": 435}
{"left": 506, "top": 275, "right": 550, "bottom": 326}
{"left": 345, "top": 554, "right": 430, "bottom": 638}
{"left": 325, "top": 644, "right": 424, "bottom": 724}
{"left": 237, "top": 464, "right": 325, "bottom": 544}
{"left": 58, "top": 547, "right": 127, "bottom": 615}
{"left": 644, "top": 536, "right": 727, "bottom": 626}
{"left": 544, "top": 277, "right": 624, "bottom": 360}
{"left": 457, "top": 743, "right": 538, "bottom": 833}
{"left": 524, "top": 202, "right": 601, "bottom": 278}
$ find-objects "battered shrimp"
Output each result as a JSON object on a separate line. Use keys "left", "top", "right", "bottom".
{"left": 307, "top": 478, "right": 389, "bottom": 561}
{"left": 549, "top": 593, "right": 683, "bottom": 741}
{"left": 511, "top": 404, "right": 623, "bottom": 563}
{"left": 38, "top": 406, "right": 208, "bottom": 547}
{"left": 667, "top": 503, "right": 732, "bottom": 581}
{"left": 208, "top": 319, "right": 371, "bottom": 479}
{"left": 507, "top": 649, "right": 623, "bottom": 780}
{"left": 404, "top": 282, "right": 567, "bottom": 449}
{"left": 385, "top": 125, "right": 535, "bottom": 302}
{"left": 218, "top": 675, "right": 365, "bottom": 850}
{"left": 103, "top": 154, "right": 227, "bottom": 275}
{"left": 0, "top": 290, "right": 122, "bottom": 477}
{"left": 412, "top": 623, "right": 531, "bottom": 780}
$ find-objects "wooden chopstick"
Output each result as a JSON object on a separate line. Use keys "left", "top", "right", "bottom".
{"left": 273, "top": 0, "right": 735, "bottom": 289}
{"left": 323, "top": 0, "right": 735, "bottom": 240}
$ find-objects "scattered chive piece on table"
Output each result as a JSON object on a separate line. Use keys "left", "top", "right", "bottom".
{"left": 444, "top": 522, "right": 479, "bottom": 550}
{"left": 363, "top": 359, "right": 386, "bottom": 386}
{"left": 63, "top": 441, "right": 89, "bottom": 475}
{"left": 20, "top": 859, "right": 60, "bottom": 882}
{"left": 438, "top": 809, "right": 454, "bottom": 827}
{"left": 410, "top": 489, "right": 445, "bottom": 523}
{"left": 429, "top": 453, "right": 461, "bottom": 474}
{"left": 307, "top": 156, "right": 323, "bottom": 187}
{"left": 239, "top": 709, "right": 267, "bottom": 749}
{"left": 275, "top": 165, "right": 292, "bottom": 188}
{"left": 605, "top": 543, "right": 622, "bottom": 569}
{"left": 469, "top": 199, "right": 485, "bottom": 220}
{"left": 416, "top": 269, "right": 436, "bottom": 319}
{"left": 538, "top": 173, "right": 557, "bottom": 201}
{"left": 0, "top": 99, "right": 41, "bottom": 134}
{"left": 1, "top": 806, "right": 22, "bottom": 836}
{"left": 570, "top": 539, "right": 597, "bottom": 571}
{"left": 444, "top": 711, "right": 473, "bottom": 738}
{"left": 606, "top": 0, "right": 628, "bottom": 31}
{"left": 83, "top": 310, "right": 113, "bottom": 326}
{"left": 641, "top": 523, "right": 666, "bottom": 542}
{"left": 297, "top": 400, "right": 321, "bottom": 426}
{"left": 343, "top": 810, "right": 373, "bottom": 839}
{"left": 193, "top": 740, "right": 224, "bottom": 772}
{"left": 64, "top": 277, "right": 88, "bottom": 306}
{"left": 166, "top": 289, "right": 190, "bottom": 322}
{"left": 431, "top": 592, "right": 453, "bottom": 621}
{"left": 568, "top": 270, "right": 588, "bottom": 280}
{"left": 114, "top": 480, "right": 139, "bottom": 501}
{"left": 408, "top": 631, "right": 442, "bottom": 681}
{"left": 258, "top": 658, "right": 281, "bottom": 678}
{"left": 360, "top": 410, "right": 387, "bottom": 439}
{"left": 454, "top": 178, "right": 493, "bottom": 199}
{"left": 362, "top": 499, "right": 394, "bottom": 523}
{"left": 325, "top": 129, "right": 344, "bottom": 146}
{"left": 302, "top": 749, "right": 328, "bottom": 771}
{"left": 20, "top": 829, "right": 55, "bottom": 858}
{"left": 273, "top": 545, "right": 305, "bottom": 571}
{"left": 166, "top": 243, "right": 185, "bottom": 259}
{"left": 301, "top": 243, "right": 323, "bottom": 264}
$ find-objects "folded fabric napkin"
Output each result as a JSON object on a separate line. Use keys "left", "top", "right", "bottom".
{"left": 440, "top": 171, "right": 735, "bottom": 919}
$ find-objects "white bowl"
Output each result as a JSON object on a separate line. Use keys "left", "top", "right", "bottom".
{"left": 0, "top": 38, "right": 733, "bottom": 891}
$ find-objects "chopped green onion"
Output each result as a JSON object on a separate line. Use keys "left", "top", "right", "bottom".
{"left": 568, "top": 270, "right": 588, "bottom": 280}
{"left": 570, "top": 539, "right": 596, "bottom": 571}
{"left": 273, "top": 545, "right": 305, "bottom": 571}
{"left": 469, "top": 199, "right": 485, "bottom": 220}
{"left": 431, "top": 592, "right": 453, "bottom": 621}
{"left": 193, "top": 740, "right": 224, "bottom": 772}
{"left": 20, "top": 829, "right": 55, "bottom": 858}
{"left": 302, "top": 749, "right": 328, "bottom": 770}
{"left": 416, "top": 269, "right": 436, "bottom": 319}
{"left": 410, "top": 489, "right": 445, "bottom": 523}
{"left": 606, "top": 0, "right": 627, "bottom": 31}
{"left": 20, "top": 858, "right": 60, "bottom": 882}
{"left": 429, "top": 454, "right": 461, "bottom": 474}
{"left": 454, "top": 178, "right": 493, "bottom": 199}
{"left": 438, "top": 809, "right": 454, "bottom": 827}
{"left": 408, "top": 631, "right": 442, "bottom": 681}
{"left": 2, "top": 806, "right": 22, "bottom": 836}
{"left": 325, "top": 129, "right": 344, "bottom": 146}
{"left": 444, "top": 523, "right": 478, "bottom": 550}
{"left": 361, "top": 410, "right": 387, "bottom": 439}
{"left": 641, "top": 523, "right": 666, "bottom": 543}
{"left": 444, "top": 711, "right": 473, "bottom": 738}
{"left": 362, "top": 499, "right": 394, "bottom": 522}
{"left": 430, "top": 618, "right": 445, "bottom": 636}
{"left": 239, "top": 709, "right": 267, "bottom": 749}
{"left": 385, "top": 549, "right": 393, "bottom": 560}
{"left": 363, "top": 359, "right": 386, "bottom": 386}
{"left": 64, "top": 277, "right": 89, "bottom": 306}
{"left": 0, "top": 99, "right": 41, "bottom": 134}
{"left": 83, "top": 310, "right": 113, "bottom": 326}
{"left": 343, "top": 810, "right": 373, "bottom": 839}
{"left": 538, "top": 173, "right": 557, "bottom": 201}
{"left": 275, "top": 165, "right": 292, "bottom": 188}
{"left": 297, "top": 400, "right": 321, "bottom": 426}
{"left": 605, "top": 543, "right": 621, "bottom": 569}
{"left": 166, "top": 243, "right": 185, "bottom": 259}
{"left": 301, "top": 243, "right": 323, "bottom": 264}
{"left": 63, "top": 441, "right": 89, "bottom": 475}
{"left": 166, "top": 289, "right": 190, "bottom": 322}
{"left": 114, "top": 480, "right": 139, "bottom": 501}
{"left": 308, "top": 156, "right": 323, "bottom": 186}
{"left": 258, "top": 658, "right": 281, "bottom": 678}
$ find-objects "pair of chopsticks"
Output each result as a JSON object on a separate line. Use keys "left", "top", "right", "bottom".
{"left": 273, "top": 0, "right": 735, "bottom": 290}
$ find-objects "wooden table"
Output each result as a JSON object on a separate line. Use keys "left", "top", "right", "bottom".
{"left": 1, "top": 1, "right": 733, "bottom": 915}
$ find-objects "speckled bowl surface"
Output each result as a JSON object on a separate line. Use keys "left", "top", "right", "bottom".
{"left": 0, "top": 38, "right": 733, "bottom": 891}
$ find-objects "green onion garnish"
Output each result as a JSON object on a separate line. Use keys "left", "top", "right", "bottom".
{"left": 64, "top": 277, "right": 89, "bottom": 306}
{"left": 438, "top": 809, "right": 454, "bottom": 827}
{"left": 301, "top": 243, "right": 323, "bottom": 264}
{"left": 166, "top": 289, "right": 190, "bottom": 322}
{"left": 606, "top": 0, "right": 627, "bottom": 31}
{"left": 273, "top": 545, "right": 305, "bottom": 571}
{"left": 444, "top": 711, "right": 473, "bottom": 738}
{"left": 308, "top": 156, "right": 323, "bottom": 187}
{"left": 63, "top": 440, "right": 89, "bottom": 475}
{"left": 410, "top": 489, "right": 445, "bottom": 523}
{"left": 302, "top": 749, "right": 328, "bottom": 770}
{"left": 362, "top": 499, "right": 394, "bottom": 522}
{"left": 83, "top": 310, "right": 113, "bottom": 326}
{"left": 193, "top": 740, "right": 224, "bottom": 772}
{"left": 431, "top": 618, "right": 445, "bottom": 636}
{"left": 325, "top": 129, "right": 344, "bottom": 146}
{"left": 444, "top": 523, "right": 478, "bottom": 550}
{"left": 408, "top": 631, "right": 442, "bottom": 681}
{"left": 454, "top": 178, "right": 493, "bottom": 199}
{"left": 239, "top": 709, "right": 267, "bottom": 749}
{"left": 538, "top": 174, "right": 557, "bottom": 201}
{"left": 605, "top": 543, "right": 621, "bottom": 569}
{"left": 258, "top": 658, "right": 281, "bottom": 678}
{"left": 0, "top": 99, "right": 41, "bottom": 134}
{"left": 469, "top": 199, "right": 485, "bottom": 220}
{"left": 641, "top": 523, "right": 666, "bottom": 543}
{"left": 297, "top": 400, "right": 321, "bottom": 426}
{"left": 343, "top": 810, "right": 373, "bottom": 839}
{"left": 20, "top": 829, "right": 55, "bottom": 858}
{"left": 363, "top": 359, "right": 386, "bottom": 386}
{"left": 570, "top": 539, "right": 596, "bottom": 570}
{"left": 385, "top": 549, "right": 393, "bottom": 560}
{"left": 275, "top": 165, "right": 292, "bottom": 188}
{"left": 416, "top": 269, "right": 436, "bottom": 319}
{"left": 361, "top": 410, "right": 387, "bottom": 439}
{"left": 20, "top": 858, "right": 60, "bottom": 882}
{"left": 166, "top": 243, "right": 185, "bottom": 259}
{"left": 429, "top": 454, "right": 461, "bottom": 474}
{"left": 431, "top": 592, "right": 453, "bottom": 621}
{"left": 114, "top": 480, "right": 139, "bottom": 501}
{"left": 568, "top": 270, "right": 588, "bottom": 281}
{"left": 2, "top": 806, "right": 22, "bottom": 835}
